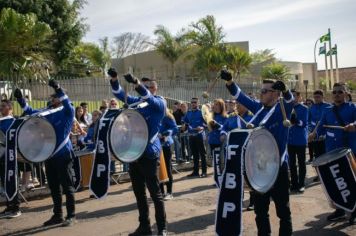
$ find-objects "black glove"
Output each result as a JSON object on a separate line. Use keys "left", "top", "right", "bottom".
{"left": 290, "top": 113, "right": 297, "bottom": 125}
{"left": 220, "top": 69, "right": 232, "bottom": 81}
{"left": 48, "top": 79, "right": 59, "bottom": 89}
{"left": 272, "top": 80, "right": 287, "bottom": 92}
{"left": 14, "top": 88, "right": 23, "bottom": 99}
{"left": 124, "top": 73, "right": 138, "bottom": 84}
{"left": 107, "top": 68, "right": 117, "bottom": 78}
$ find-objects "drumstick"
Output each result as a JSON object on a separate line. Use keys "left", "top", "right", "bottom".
{"left": 202, "top": 66, "right": 226, "bottom": 99}
{"left": 323, "top": 125, "right": 345, "bottom": 130}
{"left": 239, "top": 115, "right": 254, "bottom": 129}
{"left": 279, "top": 97, "right": 291, "bottom": 127}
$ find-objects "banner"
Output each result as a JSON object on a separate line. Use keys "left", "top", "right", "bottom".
{"left": 89, "top": 109, "right": 118, "bottom": 199}
{"left": 215, "top": 131, "right": 249, "bottom": 236}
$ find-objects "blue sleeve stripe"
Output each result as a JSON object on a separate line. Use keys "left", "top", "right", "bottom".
{"left": 233, "top": 87, "right": 241, "bottom": 99}
{"left": 112, "top": 85, "right": 122, "bottom": 94}
{"left": 141, "top": 90, "right": 151, "bottom": 99}
{"left": 221, "top": 130, "right": 228, "bottom": 136}
{"left": 23, "top": 104, "right": 30, "bottom": 111}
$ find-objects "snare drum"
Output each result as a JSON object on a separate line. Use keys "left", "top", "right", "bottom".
{"left": 228, "top": 128, "right": 280, "bottom": 194}
{"left": 0, "top": 130, "right": 5, "bottom": 158}
{"left": 17, "top": 117, "right": 56, "bottom": 163}
{"left": 75, "top": 150, "right": 95, "bottom": 187}
{"left": 313, "top": 148, "right": 356, "bottom": 212}
{"left": 109, "top": 109, "right": 149, "bottom": 163}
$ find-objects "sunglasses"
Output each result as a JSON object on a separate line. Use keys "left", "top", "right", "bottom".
{"left": 260, "top": 88, "right": 275, "bottom": 94}
{"left": 332, "top": 90, "right": 344, "bottom": 95}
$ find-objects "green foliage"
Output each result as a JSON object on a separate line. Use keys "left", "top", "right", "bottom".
{"left": 261, "top": 63, "right": 291, "bottom": 81}
{"left": 0, "top": 0, "right": 88, "bottom": 66}
{"left": 250, "top": 49, "right": 276, "bottom": 64}
{"left": 319, "top": 77, "right": 327, "bottom": 91}
{"left": 223, "top": 45, "right": 252, "bottom": 79}
{"left": 0, "top": 8, "right": 52, "bottom": 80}
{"left": 154, "top": 25, "right": 190, "bottom": 79}
{"left": 346, "top": 80, "right": 356, "bottom": 91}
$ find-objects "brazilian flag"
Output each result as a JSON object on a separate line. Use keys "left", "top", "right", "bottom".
{"left": 319, "top": 45, "right": 326, "bottom": 55}
{"left": 327, "top": 46, "right": 337, "bottom": 56}
{"left": 320, "top": 32, "right": 330, "bottom": 43}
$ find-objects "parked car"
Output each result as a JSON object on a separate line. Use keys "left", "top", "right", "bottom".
{"left": 0, "top": 81, "right": 32, "bottom": 101}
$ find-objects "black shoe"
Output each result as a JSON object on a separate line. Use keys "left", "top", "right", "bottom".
{"left": 200, "top": 173, "right": 207, "bottom": 178}
{"left": 246, "top": 204, "right": 254, "bottom": 211}
{"left": 327, "top": 209, "right": 346, "bottom": 221}
{"left": 43, "top": 215, "right": 64, "bottom": 226}
{"left": 157, "top": 229, "right": 168, "bottom": 236}
{"left": 7, "top": 210, "right": 21, "bottom": 218}
{"left": 187, "top": 173, "right": 199, "bottom": 178}
{"left": 128, "top": 225, "right": 152, "bottom": 236}
{"left": 62, "top": 217, "right": 76, "bottom": 227}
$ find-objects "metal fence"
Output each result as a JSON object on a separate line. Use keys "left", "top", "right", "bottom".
{"left": 1, "top": 77, "right": 261, "bottom": 115}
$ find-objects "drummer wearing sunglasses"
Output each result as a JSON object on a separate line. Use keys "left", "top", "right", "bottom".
{"left": 313, "top": 82, "right": 356, "bottom": 224}
{"left": 221, "top": 69, "right": 294, "bottom": 236}
{"left": 108, "top": 68, "right": 167, "bottom": 236}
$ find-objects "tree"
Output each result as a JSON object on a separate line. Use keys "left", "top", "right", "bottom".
{"left": 250, "top": 49, "right": 276, "bottom": 64}
{"left": 261, "top": 63, "right": 291, "bottom": 81}
{"left": 99, "top": 37, "right": 112, "bottom": 75}
{"left": 0, "top": 8, "right": 53, "bottom": 80}
{"left": 193, "top": 46, "right": 225, "bottom": 79}
{"left": 154, "top": 25, "right": 190, "bottom": 79}
{"left": 223, "top": 45, "right": 252, "bottom": 81}
{"left": 111, "top": 32, "right": 152, "bottom": 59}
{"left": 0, "top": 0, "right": 88, "bottom": 66}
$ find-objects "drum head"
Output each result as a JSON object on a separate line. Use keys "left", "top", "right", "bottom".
{"left": 0, "top": 131, "right": 5, "bottom": 158}
{"left": 17, "top": 117, "right": 56, "bottom": 163}
{"left": 312, "top": 148, "right": 351, "bottom": 167}
{"left": 109, "top": 109, "right": 149, "bottom": 163}
{"left": 244, "top": 128, "right": 280, "bottom": 193}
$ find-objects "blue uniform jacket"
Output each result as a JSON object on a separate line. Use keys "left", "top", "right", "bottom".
{"left": 83, "top": 124, "right": 95, "bottom": 150}
{"left": 226, "top": 82, "right": 294, "bottom": 164}
{"left": 208, "top": 113, "right": 227, "bottom": 145}
{"left": 183, "top": 109, "right": 207, "bottom": 138}
{"left": 110, "top": 80, "right": 166, "bottom": 158}
{"left": 308, "top": 102, "right": 330, "bottom": 137}
{"left": 318, "top": 102, "right": 356, "bottom": 153}
{"left": 288, "top": 103, "right": 308, "bottom": 146}
{"left": 159, "top": 116, "right": 178, "bottom": 147}
{"left": 17, "top": 88, "right": 75, "bottom": 159}
{"left": 0, "top": 116, "right": 15, "bottom": 134}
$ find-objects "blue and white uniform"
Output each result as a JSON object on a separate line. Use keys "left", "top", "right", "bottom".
{"left": 159, "top": 116, "right": 178, "bottom": 147}
{"left": 208, "top": 114, "right": 227, "bottom": 145}
{"left": 183, "top": 109, "right": 206, "bottom": 137}
{"left": 110, "top": 80, "right": 166, "bottom": 158}
{"left": 308, "top": 102, "right": 330, "bottom": 138}
{"left": 220, "top": 112, "right": 252, "bottom": 137}
{"left": 318, "top": 102, "right": 356, "bottom": 153}
{"left": 288, "top": 103, "right": 308, "bottom": 147}
{"left": 0, "top": 116, "right": 15, "bottom": 136}
{"left": 17, "top": 89, "right": 75, "bottom": 159}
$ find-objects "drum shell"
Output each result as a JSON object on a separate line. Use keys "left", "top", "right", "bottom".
{"left": 108, "top": 109, "right": 149, "bottom": 163}
{"left": 312, "top": 148, "right": 356, "bottom": 210}
{"left": 17, "top": 116, "right": 57, "bottom": 163}
{"left": 76, "top": 150, "right": 95, "bottom": 187}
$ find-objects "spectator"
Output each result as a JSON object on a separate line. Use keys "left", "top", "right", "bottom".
{"left": 79, "top": 110, "right": 102, "bottom": 150}
{"left": 80, "top": 102, "right": 92, "bottom": 125}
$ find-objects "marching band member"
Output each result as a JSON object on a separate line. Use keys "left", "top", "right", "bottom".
{"left": 311, "top": 82, "right": 356, "bottom": 224}
{"left": 183, "top": 98, "right": 208, "bottom": 178}
{"left": 0, "top": 100, "right": 21, "bottom": 218}
{"left": 208, "top": 99, "right": 227, "bottom": 158}
{"left": 288, "top": 90, "right": 308, "bottom": 193}
{"left": 221, "top": 69, "right": 294, "bottom": 236}
{"left": 159, "top": 109, "right": 178, "bottom": 201}
{"left": 108, "top": 68, "right": 167, "bottom": 236}
{"left": 14, "top": 80, "right": 76, "bottom": 227}
{"left": 308, "top": 90, "right": 330, "bottom": 159}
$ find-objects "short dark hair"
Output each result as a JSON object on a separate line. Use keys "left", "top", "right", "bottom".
{"left": 291, "top": 89, "right": 300, "bottom": 96}
{"left": 333, "top": 82, "right": 347, "bottom": 91}
{"left": 141, "top": 77, "right": 155, "bottom": 82}
{"left": 262, "top": 79, "right": 275, "bottom": 84}
{"left": 313, "top": 90, "right": 324, "bottom": 96}
{"left": 1, "top": 99, "right": 13, "bottom": 109}
{"left": 80, "top": 102, "right": 88, "bottom": 107}
{"left": 191, "top": 97, "right": 199, "bottom": 100}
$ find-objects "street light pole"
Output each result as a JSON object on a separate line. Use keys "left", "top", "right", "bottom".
{"left": 303, "top": 80, "right": 309, "bottom": 99}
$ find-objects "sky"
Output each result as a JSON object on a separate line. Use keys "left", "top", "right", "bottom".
{"left": 81, "top": 0, "right": 356, "bottom": 69}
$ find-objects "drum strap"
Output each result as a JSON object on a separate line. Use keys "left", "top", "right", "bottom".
{"left": 51, "top": 135, "right": 70, "bottom": 157}
{"left": 248, "top": 103, "right": 277, "bottom": 126}
{"left": 332, "top": 106, "right": 348, "bottom": 146}
{"left": 4, "top": 117, "right": 26, "bottom": 201}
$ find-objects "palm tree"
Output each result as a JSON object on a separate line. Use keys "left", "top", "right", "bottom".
{"left": 224, "top": 45, "right": 252, "bottom": 81}
{"left": 261, "top": 63, "right": 291, "bottom": 81}
{"left": 0, "top": 8, "right": 53, "bottom": 81}
{"left": 154, "top": 25, "right": 190, "bottom": 79}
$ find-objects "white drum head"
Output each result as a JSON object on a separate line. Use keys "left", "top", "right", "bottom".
{"left": 109, "top": 109, "right": 149, "bottom": 163}
{"left": 17, "top": 117, "right": 56, "bottom": 163}
{"left": 244, "top": 128, "right": 280, "bottom": 193}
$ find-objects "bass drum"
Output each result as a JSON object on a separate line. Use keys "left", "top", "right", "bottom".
{"left": 0, "top": 130, "right": 5, "bottom": 158}
{"left": 237, "top": 128, "right": 280, "bottom": 194}
{"left": 109, "top": 109, "right": 149, "bottom": 163}
{"left": 17, "top": 117, "right": 57, "bottom": 163}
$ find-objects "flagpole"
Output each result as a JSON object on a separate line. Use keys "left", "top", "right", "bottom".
{"left": 324, "top": 42, "right": 329, "bottom": 90}
{"left": 328, "top": 28, "right": 334, "bottom": 88}
{"left": 335, "top": 44, "right": 339, "bottom": 83}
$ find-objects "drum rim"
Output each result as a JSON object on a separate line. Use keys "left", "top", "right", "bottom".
{"left": 17, "top": 117, "right": 57, "bottom": 163}
{"left": 312, "top": 148, "right": 352, "bottom": 167}
{"left": 108, "top": 109, "right": 149, "bottom": 163}
{"left": 244, "top": 128, "right": 280, "bottom": 194}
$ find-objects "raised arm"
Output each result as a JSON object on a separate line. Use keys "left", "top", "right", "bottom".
{"left": 14, "top": 88, "right": 39, "bottom": 115}
{"left": 49, "top": 80, "right": 74, "bottom": 118}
